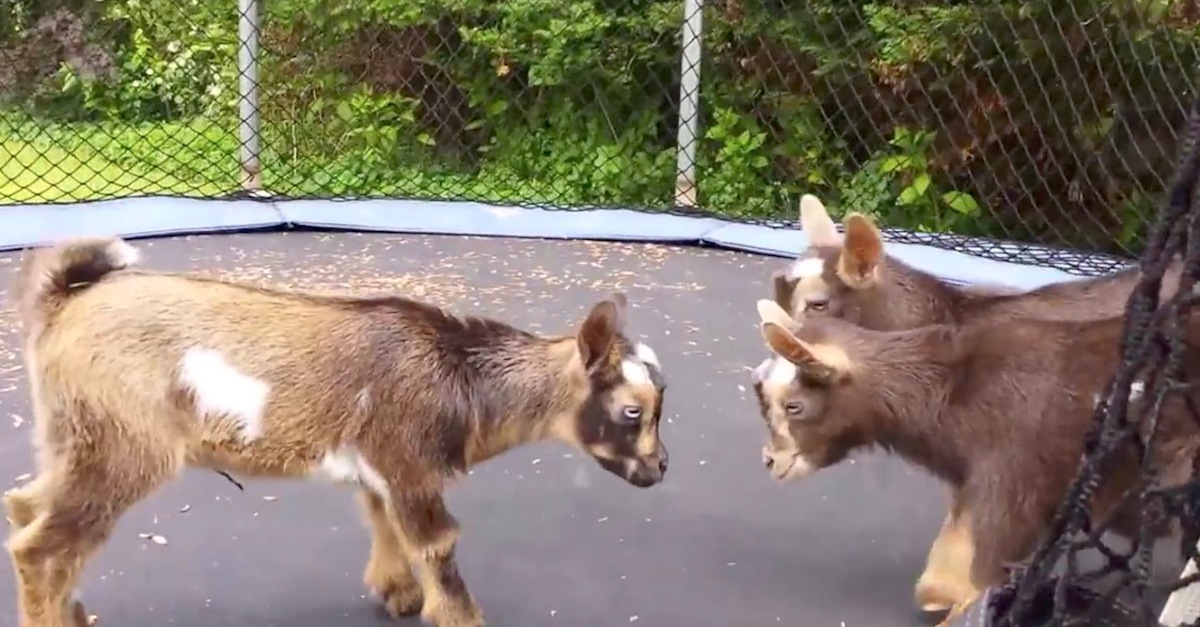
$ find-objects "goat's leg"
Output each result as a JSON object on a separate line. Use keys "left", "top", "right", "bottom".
{"left": 942, "top": 494, "right": 1040, "bottom": 627}
{"left": 388, "top": 489, "right": 483, "bottom": 627}
{"left": 934, "top": 587, "right": 981, "bottom": 627}
{"left": 8, "top": 431, "right": 175, "bottom": 627}
{"left": 5, "top": 476, "right": 53, "bottom": 627}
{"left": 5, "top": 477, "right": 92, "bottom": 627}
{"left": 357, "top": 488, "right": 423, "bottom": 618}
{"left": 5, "top": 474, "right": 49, "bottom": 531}
{"left": 915, "top": 490, "right": 976, "bottom": 613}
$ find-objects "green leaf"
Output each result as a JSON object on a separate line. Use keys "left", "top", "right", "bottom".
{"left": 911, "top": 173, "right": 931, "bottom": 195}
{"left": 941, "top": 191, "right": 980, "bottom": 214}
{"left": 485, "top": 100, "right": 509, "bottom": 117}
{"left": 336, "top": 101, "right": 354, "bottom": 123}
{"left": 898, "top": 185, "right": 922, "bottom": 205}
{"left": 879, "top": 155, "right": 908, "bottom": 173}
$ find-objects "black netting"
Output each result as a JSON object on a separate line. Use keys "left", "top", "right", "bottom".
{"left": 1, "top": 0, "right": 1196, "bottom": 276}
{"left": 978, "top": 71, "right": 1200, "bottom": 627}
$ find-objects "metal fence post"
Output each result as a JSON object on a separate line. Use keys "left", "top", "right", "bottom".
{"left": 237, "top": 0, "right": 263, "bottom": 193}
{"left": 674, "top": 0, "right": 704, "bottom": 208}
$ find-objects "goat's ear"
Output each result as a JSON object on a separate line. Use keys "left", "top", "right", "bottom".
{"left": 578, "top": 299, "right": 619, "bottom": 372}
{"left": 838, "top": 213, "right": 884, "bottom": 289}
{"left": 800, "top": 194, "right": 841, "bottom": 249}
{"left": 758, "top": 316, "right": 851, "bottom": 384}
{"left": 771, "top": 271, "right": 798, "bottom": 318}
{"left": 608, "top": 292, "right": 629, "bottom": 332}
{"left": 756, "top": 298, "right": 795, "bottom": 329}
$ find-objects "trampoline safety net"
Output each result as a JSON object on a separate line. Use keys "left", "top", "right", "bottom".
{"left": 2, "top": 0, "right": 1199, "bottom": 277}
{"left": 969, "top": 74, "right": 1200, "bottom": 627}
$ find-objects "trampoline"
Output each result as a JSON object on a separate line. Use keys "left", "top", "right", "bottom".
{"left": 0, "top": 197, "right": 1160, "bottom": 627}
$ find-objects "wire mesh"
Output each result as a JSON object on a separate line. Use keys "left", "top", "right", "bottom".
{"left": 0, "top": 0, "right": 1197, "bottom": 276}
{"left": 972, "top": 75, "right": 1200, "bottom": 627}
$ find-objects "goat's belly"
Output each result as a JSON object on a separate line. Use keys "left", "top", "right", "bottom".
{"left": 185, "top": 433, "right": 393, "bottom": 497}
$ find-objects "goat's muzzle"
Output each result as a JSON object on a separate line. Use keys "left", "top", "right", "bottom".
{"left": 762, "top": 445, "right": 814, "bottom": 482}
{"left": 599, "top": 449, "right": 668, "bottom": 489}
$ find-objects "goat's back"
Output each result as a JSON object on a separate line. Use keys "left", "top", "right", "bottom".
{"left": 952, "top": 311, "right": 1200, "bottom": 532}
{"left": 26, "top": 270, "right": 458, "bottom": 464}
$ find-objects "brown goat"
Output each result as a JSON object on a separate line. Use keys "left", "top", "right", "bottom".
{"left": 777, "top": 195, "right": 1182, "bottom": 330}
{"left": 771, "top": 195, "right": 1182, "bottom": 614}
{"left": 3, "top": 236, "right": 670, "bottom": 627}
{"left": 750, "top": 298, "right": 1200, "bottom": 627}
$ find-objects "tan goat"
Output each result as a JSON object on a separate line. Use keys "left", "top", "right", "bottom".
{"left": 771, "top": 194, "right": 1183, "bottom": 615}
{"left": 3, "top": 236, "right": 670, "bottom": 627}
{"left": 749, "top": 297, "right": 1200, "bottom": 626}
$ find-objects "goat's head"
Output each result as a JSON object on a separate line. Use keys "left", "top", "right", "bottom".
{"left": 561, "top": 293, "right": 669, "bottom": 489}
{"left": 749, "top": 298, "right": 864, "bottom": 482}
{"left": 773, "top": 195, "right": 886, "bottom": 322}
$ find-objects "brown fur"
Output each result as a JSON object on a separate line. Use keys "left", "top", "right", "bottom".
{"left": 775, "top": 196, "right": 1186, "bottom": 616}
{"left": 751, "top": 299, "right": 1200, "bottom": 626}
{"left": 3, "top": 236, "right": 670, "bottom": 627}
{"left": 780, "top": 197, "right": 1181, "bottom": 330}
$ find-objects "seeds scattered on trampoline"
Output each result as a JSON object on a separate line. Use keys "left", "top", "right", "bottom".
{"left": 138, "top": 533, "right": 168, "bottom": 546}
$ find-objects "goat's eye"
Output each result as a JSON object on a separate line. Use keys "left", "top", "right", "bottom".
{"left": 784, "top": 400, "right": 805, "bottom": 415}
{"left": 807, "top": 300, "right": 829, "bottom": 312}
{"left": 621, "top": 406, "right": 643, "bottom": 423}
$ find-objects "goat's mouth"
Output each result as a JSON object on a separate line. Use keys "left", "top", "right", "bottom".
{"left": 594, "top": 457, "right": 665, "bottom": 489}
{"left": 762, "top": 447, "right": 815, "bottom": 482}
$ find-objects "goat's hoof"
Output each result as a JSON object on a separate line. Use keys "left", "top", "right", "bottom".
{"left": 915, "top": 577, "right": 972, "bottom": 614}
{"left": 421, "top": 600, "right": 484, "bottom": 627}
{"left": 370, "top": 583, "right": 423, "bottom": 620}
{"left": 69, "top": 599, "right": 97, "bottom": 627}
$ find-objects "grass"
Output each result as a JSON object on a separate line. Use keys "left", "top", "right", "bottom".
{"left": 1, "top": 113, "right": 239, "bottom": 203}
{"left": 0, "top": 111, "right": 679, "bottom": 209}
{"left": 1, "top": 137, "right": 228, "bottom": 203}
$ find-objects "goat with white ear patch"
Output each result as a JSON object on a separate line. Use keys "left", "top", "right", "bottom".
{"left": 5, "top": 238, "right": 671, "bottom": 627}
{"left": 745, "top": 291, "right": 1200, "bottom": 627}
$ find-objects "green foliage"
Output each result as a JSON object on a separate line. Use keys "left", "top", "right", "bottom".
{"left": 2, "top": 0, "right": 1199, "bottom": 255}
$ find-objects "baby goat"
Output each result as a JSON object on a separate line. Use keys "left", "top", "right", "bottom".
{"left": 771, "top": 195, "right": 1183, "bottom": 614}
{"left": 749, "top": 298, "right": 1200, "bottom": 626}
{"left": 776, "top": 194, "right": 1181, "bottom": 329}
{"left": 4, "top": 236, "right": 670, "bottom": 627}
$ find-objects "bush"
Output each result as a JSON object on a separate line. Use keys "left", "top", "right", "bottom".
{"left": 2, "top": 0, "right": 1198, "bottom": 255}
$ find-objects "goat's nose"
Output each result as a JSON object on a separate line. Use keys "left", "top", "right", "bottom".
{"left": 763, "top": 452, "right": 775, "bottom": 469}
{"left": 658, "top": 457, "right": 668, "bottom": 474}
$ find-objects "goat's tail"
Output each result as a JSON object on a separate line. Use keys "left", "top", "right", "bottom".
{"left": 14, "top": 236, "right": 141, "bottom": 336}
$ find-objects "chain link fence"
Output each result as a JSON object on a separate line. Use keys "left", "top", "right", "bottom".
{"left": 1, "top": 0, "right": 1197, "bottom": 275}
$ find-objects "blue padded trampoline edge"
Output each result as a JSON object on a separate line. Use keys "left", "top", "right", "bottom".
{"left": 0, "top": 196, "right": 1097, "bottom": 290}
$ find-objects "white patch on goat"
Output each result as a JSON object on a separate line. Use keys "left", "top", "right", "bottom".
{"left": 787, "top": 257, "right": 825, "bottom": 281}
{"left": 622, "top": 358, "right": 652, "bottom": 385}
{"left": 765, "top": 357, "right": 799, "bottom": 387}
{"left": 178, "top": 347, "right": 271, "bottom": 440}
{"left": 788, "top": 454, "right": 818, "bottom": 480}
{"left": 317, "top": 446, "right": 390, "bottom": 498}
{"left": 106, "top": 239, "right": 141, "bottom": 268}
{"left": 635, "top": 342, "right": 661, "bottom": 369}
{"left": 751, "top": 358, "right": 772, "bottom": 385}
{"left": 355, "top": 386, "right": 372, "bottom": 415}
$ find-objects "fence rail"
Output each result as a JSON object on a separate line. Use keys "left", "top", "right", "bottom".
{"left": 1, "top": 0, "right": 1197, "bottom": 275}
